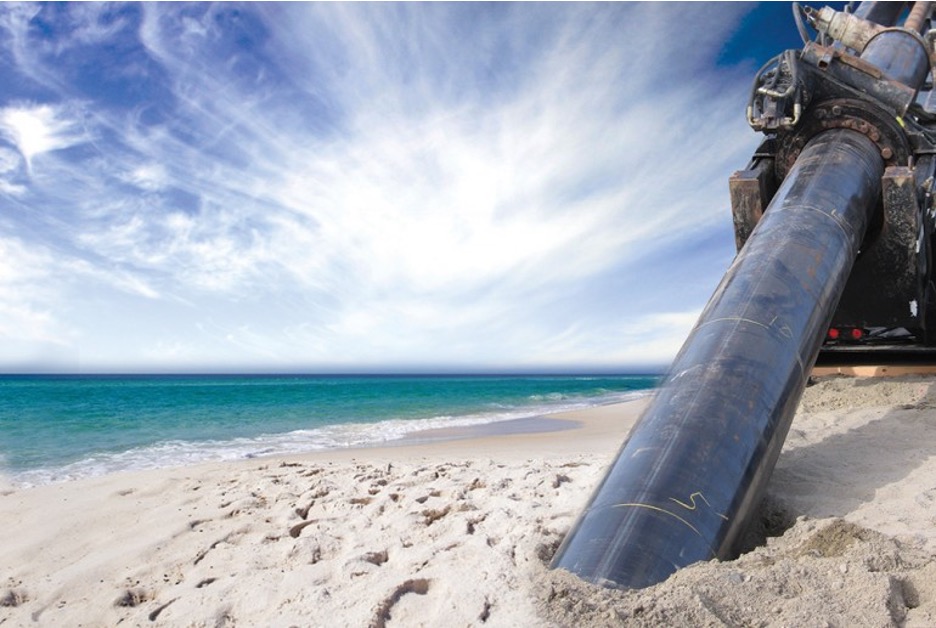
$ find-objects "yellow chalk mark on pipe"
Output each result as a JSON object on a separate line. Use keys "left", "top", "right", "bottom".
{"left": 669, "top": 491, "right": 730, "bottom": 521}
{"left": 699, "top": 316, "right": 770, "bottom": 330}
{"left": 612, "top": 503, "right": 719, "bottom": 559}
{"left": 613, "top": 503, "right": 703, "bottom": 537}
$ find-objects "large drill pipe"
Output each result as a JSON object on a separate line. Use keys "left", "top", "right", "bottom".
{"left": 551, "top": 129, "right": 884, "bottom": 588}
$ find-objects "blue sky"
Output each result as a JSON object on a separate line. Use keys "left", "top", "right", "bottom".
{"left": 0, "top": 2, "right": 804, "bottom": 373}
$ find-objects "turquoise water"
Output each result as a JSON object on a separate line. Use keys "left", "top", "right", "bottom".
{"left": 0, "top": 374, "right": 658, "bottom": 486}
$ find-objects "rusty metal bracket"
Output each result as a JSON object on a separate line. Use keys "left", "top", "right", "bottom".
{"left": 776, "top": 97, "right": 908, "bottom": 178}
{"left": 729, "top": 159, "right": 775, "bottom": 252}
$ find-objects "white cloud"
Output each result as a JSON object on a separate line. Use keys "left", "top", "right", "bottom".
{"left": 67, "top": 259, "right": 161, "bottom": 301}
{"left": 0, "top": 3, "right": 763, "bottom": 369}
{"left": 0, "top": 103, "right": 85, "bottom": 170}
{"left": 0, "top": 233, "right": 164, "bottom": 368}
{"left": 0, "top": 146, "right": 22, "bottom": 173}
{"left": 55, "top": 3, "right": 132, "bottom": 50}
{"left": 0, "top": 143, "right": 27, "bottom": 194}
{"left": 0, "top": 238, "right": 72, "bottom": 348}
{"left": 124, "top": 163, "right": 169, "bottom": 191}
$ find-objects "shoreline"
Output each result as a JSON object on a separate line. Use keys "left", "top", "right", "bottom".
{"left": 375, "top": 396, "right": 649, "bottom": 458}
{"left": 3, "top": 377, "right": 936, "bottom": 626}
{"left": 0, "top": 394, "right": 652, "bottom": 490}
{"left": 0, "top": 397, "right": 649, "bottom": 626}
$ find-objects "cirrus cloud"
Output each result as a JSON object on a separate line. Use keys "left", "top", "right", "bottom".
{"left": 0, "top": 2, "right": 771, "bottom": 372}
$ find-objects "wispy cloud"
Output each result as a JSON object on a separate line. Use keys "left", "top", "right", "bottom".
{"left": 0, "top": 103, "right": 86, "bottom": 173}
{"left": 0, "top": 2, "right": 762, "bottom": 370}
{"left": 0, "top": 236, "right": 74, "bottom": 368}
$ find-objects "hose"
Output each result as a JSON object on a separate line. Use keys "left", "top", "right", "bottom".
{"left": 792, "top": 2, "right": 812, "bottom": 45}
{"left": 905, "top": 1, "right": 933, "bottom": 35}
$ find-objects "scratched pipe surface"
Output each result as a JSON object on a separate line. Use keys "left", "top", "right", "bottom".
{"left": 550, "top": 129, "right": 883, "bottom": 588}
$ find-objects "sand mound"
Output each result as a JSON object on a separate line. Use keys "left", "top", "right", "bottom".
{"left": 539, "top": 514, "right": 936, "bottom": 627}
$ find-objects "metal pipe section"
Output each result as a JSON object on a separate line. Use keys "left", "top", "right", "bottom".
{"left": 853, "top": 1, "right": 906, "bottom": 26}
{"left": 904, "top": 1, "right": 932, "bottom": 34}
{"left": 862, "top": 30, "right": 931, "bottom": 86}
{"left": 858, "top": 1, "right": 930, "bottom": 88}
{"left": 551, "top": 129, "right": 884, "bottom": 588}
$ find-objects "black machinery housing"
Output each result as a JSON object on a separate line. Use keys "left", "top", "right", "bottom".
{"left": 730, "top": 2, "right": 936, "bottom": 365}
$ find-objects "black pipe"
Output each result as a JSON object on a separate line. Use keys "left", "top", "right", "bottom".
{"left": 550, "top": 129, "right": 883, "bottom": 588}
{"left": 857, "top": 1, "right": 929, "bottom": 88}
{"left": 852, "top": 1, "right": 905, "bottom": 26}
{"left": 862, "top": 30, "right": 930, "bottom": 86}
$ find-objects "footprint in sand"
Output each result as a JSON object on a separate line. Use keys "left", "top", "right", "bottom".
{"left": 421, "top": 506, "right": 451, "bottom": 526}
{"left": 551, "top": 474, "right": 572, "bottom": 489}
{"left": 1, "top": 588, "right": 28, "bottom": 607}
{"left": 114, "top": 588, "right": 150, "bottom": 607}
{"left": 363, "top": 550, "right": 389, "bottom": 566}
{"left": 370, "top": 579, "right": 430, "bottom": 628}
{"left": 193, "top": 528, "right": 249, "bottom": 564}
{"left": 288, "top": 519, "right": 318, "bottom": 538}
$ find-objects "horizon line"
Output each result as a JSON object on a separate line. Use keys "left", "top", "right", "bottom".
{"left": 0, "top": 368, "right": 668, "bottom": 377}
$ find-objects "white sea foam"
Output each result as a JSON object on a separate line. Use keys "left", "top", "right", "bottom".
{"left": 10, "top": 390, "right": 650, "bottom": 487}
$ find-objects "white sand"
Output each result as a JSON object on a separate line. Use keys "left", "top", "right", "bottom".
{"left": 2, "top": 376, "right": 936, "bottom": 627}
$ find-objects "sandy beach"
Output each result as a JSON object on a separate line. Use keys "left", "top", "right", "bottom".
{"left": 2, "top": 375, "right": 936, "bottom": 626}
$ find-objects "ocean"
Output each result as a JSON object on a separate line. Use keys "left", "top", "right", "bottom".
{"left": 0, "top": 373, "right": 658, "bottom": 487}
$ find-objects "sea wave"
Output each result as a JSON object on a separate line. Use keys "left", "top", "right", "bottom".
{"left": 9, "top": 389, "right": 650, "bottom": 487}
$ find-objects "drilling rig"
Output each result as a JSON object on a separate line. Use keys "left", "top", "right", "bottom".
{"left": 552, "top": 2, "right": 936, "bottom": 589}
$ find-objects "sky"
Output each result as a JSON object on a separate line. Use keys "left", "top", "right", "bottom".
{"left": 0, "top": 2, "right": 809, "bottom": 374}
